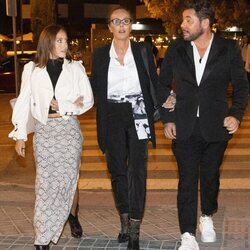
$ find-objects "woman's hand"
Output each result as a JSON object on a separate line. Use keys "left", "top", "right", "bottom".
{"left": 50, "top": 98, "right": 59, "bottom": 111}
{"left": 73, "top": 96, "right": 84, "bottom": 108}
{"left": 15, "top": 140, "right": 26, "bottom": 157}
{"left": 162, "top": 91, "right": 176, "bottom": 112}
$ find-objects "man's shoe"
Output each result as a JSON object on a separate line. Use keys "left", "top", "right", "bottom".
{"left": 179, "top": 232, "right": 199, "bottom": 250}
{"left": 199, "top": 215, "right": 216, "bottom": 242}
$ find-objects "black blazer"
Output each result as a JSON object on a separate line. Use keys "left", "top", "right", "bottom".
{"left": 158, "top": 35, "right": 249, "bottom": 142}
{"left": 90, "top": 41, "right": 158, "bottom": 153}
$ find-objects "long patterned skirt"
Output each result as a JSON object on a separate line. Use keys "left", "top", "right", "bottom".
{"left": 33, "top": 116, "right": 83, "bottom": 245}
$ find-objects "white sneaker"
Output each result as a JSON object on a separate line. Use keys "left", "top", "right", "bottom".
{"left": 179, "top": 232, "right": 199, "bottom": 250}
{"left": 199, "top": 215, "right": 216, "bottom": 242}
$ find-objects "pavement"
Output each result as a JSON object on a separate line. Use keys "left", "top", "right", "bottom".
{"left": 0, "top": 93, "right": 250, "bottom": 249}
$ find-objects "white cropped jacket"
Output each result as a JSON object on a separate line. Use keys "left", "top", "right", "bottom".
{"left": 9, "top": 59, "right": 94, "bottom": 141}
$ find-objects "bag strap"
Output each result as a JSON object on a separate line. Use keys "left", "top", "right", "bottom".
{"left": 140, "top": 45, "right": 158, "bottom": 108}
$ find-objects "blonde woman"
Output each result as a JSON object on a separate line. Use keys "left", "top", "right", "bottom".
{"left": 90, "top": 6, "right": 158, "bottom": 250}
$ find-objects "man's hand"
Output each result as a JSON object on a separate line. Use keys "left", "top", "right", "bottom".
{"left": 15, "top": 140, "right": 25, "bottom": 158}
{"left": 164, "top": 122, "right": 176, "bottom": 139}
{"left": 223, "top": 116, "right": 240, "bottom": 134}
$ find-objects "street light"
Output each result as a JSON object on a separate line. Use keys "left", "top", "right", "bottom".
{"left": 6, "top": 0, "right": 19, "bottom": 97}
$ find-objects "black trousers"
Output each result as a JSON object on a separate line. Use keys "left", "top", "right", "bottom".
{"left": 105, "top": 102, "right": 148, "bottom": 220}
{"left": 172, "top": 119, "right": 228, "bottom": 234}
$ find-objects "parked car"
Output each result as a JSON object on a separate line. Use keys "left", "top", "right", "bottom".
{"left": 0, "top": 53, "right": 35, "bottom": 93}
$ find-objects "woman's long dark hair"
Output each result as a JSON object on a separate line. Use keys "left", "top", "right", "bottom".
{"left": 34, "top": 24, "right": 72, "bottom": 68}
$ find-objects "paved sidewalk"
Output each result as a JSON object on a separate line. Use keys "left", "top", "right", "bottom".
{"left": 0, "top": 185, "right": 250, "bottom": 250}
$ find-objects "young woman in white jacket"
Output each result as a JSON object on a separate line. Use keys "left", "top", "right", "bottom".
{"left": 9, "top": 25, "right": 94, "bottom": 250}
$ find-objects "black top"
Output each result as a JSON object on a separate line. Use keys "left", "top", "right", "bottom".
{"left": 46, "top": 58, "right": 63, "bottom": 114}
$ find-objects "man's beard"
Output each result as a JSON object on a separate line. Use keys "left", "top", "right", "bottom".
{"left": 182, "top": 28, "right": 204, "bottom": 41}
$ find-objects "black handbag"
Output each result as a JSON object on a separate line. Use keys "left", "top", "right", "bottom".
{"left": 140, "top": 45, "right": 160, "bottom": 122}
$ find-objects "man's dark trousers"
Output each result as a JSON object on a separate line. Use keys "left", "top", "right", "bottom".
{"left": 172, "top": 118, "right": 228, "bottom": 234}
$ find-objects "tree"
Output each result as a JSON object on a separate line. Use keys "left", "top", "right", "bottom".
{"left": 143, "top": 0, "right": 250, "bottom": 37}
{"left": 215, "top": 0, "right": 250, "bottom": 35}
{"left": 143, "top": 0, "right": 184, "bottom": 37}
{"left": 30, "top": 0, "right": 57, "bottom": 43}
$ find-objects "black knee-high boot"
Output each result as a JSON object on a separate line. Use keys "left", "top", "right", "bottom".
{"left": 68, "top": 204, "right": 83, "bottom": 238}
{"left": 127, "top": 219, "right": 140, "bottom": 250}
{"left": 118, "top": 213, "right": 129, "bottom": 243}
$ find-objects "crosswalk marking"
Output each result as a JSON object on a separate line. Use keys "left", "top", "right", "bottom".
{"left": 1, "top": 95, "right": 249, "bottom": 190}
{"left": 78, "top": 105, "right": 250, "bottom": 190}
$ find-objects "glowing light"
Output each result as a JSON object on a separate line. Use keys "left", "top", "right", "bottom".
{"left": 225, "top": 26, "right": 242, "bottom": 32}
{"left": 156, "top": 37, "right": 163, "bottom": 43}
{"left": 132, "top": 23, "right": 145, "bottom": 30}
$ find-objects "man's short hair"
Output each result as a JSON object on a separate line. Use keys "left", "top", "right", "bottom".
{"left": 184, "top": 0, "right": 215, "bottom": 27}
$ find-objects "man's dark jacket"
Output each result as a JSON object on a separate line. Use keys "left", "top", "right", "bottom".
{"left": 158, "top": 35, "right": 249, "bottom": 141}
